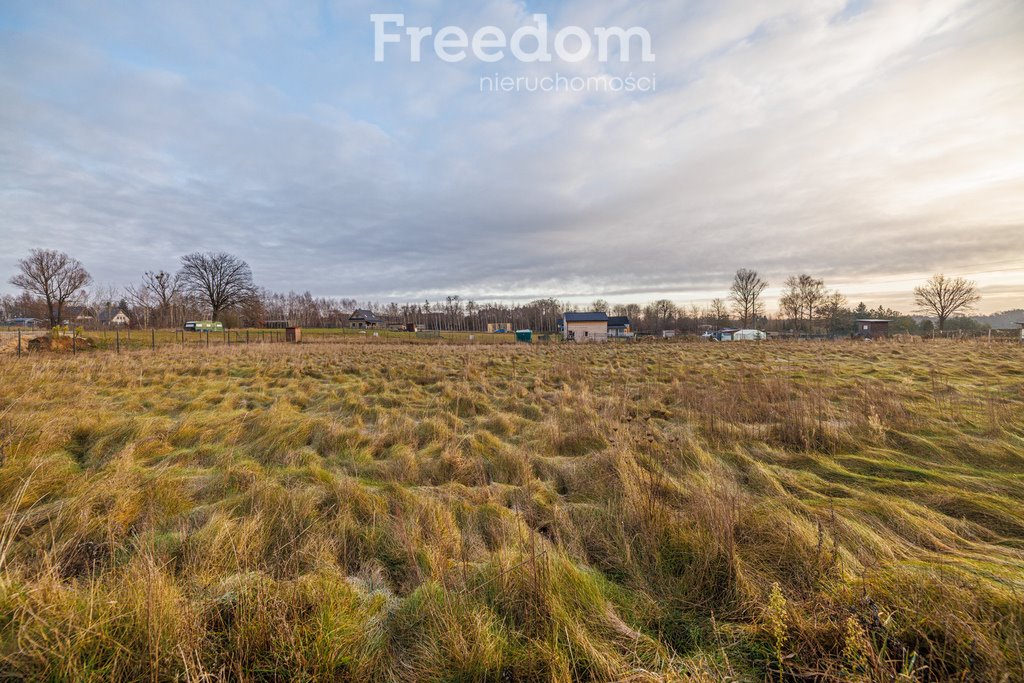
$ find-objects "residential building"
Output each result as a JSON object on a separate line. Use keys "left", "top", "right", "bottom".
{"left": 562, "top": 312, "right": 608, "bottom": 342}
{"left": 348, "top": 310, "right": 383, "bottom": 329}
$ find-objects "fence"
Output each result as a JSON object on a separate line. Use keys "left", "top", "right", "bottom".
{"left": 1, "top": 325, "right": 535, "bottom": 358}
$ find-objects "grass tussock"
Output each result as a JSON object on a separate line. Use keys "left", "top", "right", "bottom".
{"left": 0, "top": 340, "right": 1023, "bottom": 681}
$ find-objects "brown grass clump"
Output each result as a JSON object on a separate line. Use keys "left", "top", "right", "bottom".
{"left": 0, "top": 340, "right": 1022, "bottom": 681}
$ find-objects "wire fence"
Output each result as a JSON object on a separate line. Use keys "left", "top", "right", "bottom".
{"left": 0, "top": 326, "right": 543, "bottom": 358}
{"left": 2, "top": 324, "right": 1021, "bottom": 359}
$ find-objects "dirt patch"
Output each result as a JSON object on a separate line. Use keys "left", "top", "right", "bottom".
{"left": 27, "top": 335, "right": 97, "bottom": 353}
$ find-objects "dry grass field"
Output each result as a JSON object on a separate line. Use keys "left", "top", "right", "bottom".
{"left": 0, "top": 340, "right": 1022, "bottom": 681}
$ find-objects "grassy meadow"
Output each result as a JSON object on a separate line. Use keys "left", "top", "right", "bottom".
{"left": 0, "top": 339, "right": 1022, "bottom": 681}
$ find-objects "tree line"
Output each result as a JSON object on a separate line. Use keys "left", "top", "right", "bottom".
{"left": 3, "top": 249, "right": 986, "bottom": 335}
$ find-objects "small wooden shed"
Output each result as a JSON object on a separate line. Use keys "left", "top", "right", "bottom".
{"left": 856, "top": 319, "right": 890, "bottom": 339}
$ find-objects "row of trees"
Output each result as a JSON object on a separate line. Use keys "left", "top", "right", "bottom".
{"left": 4, "top": 250, "right": 260, "bottom": 328}
{"left": 4, "top": 249, "right": 986, "bottom": 334}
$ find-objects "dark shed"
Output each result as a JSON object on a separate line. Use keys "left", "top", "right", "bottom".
{"left": 856, "top": 319, "right": 890, "bottom": 339}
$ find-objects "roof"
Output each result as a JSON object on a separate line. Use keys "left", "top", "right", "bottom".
{"left": 563, "top": 312, "right": 608, "bottom": 323}
{"left": 99, "top": 308, "right": 128, "bottom": 322}
{"left": 856, "top": 319, "right": 891, "bottom": 323}
{"left": 349, "top": 309, "right": 383, "bottom": 322}
{"left": 607, "top": 316, "right": 631, "bottom": 327}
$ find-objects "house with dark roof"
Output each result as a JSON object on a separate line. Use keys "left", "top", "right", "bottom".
{"left": 562, "top": 311, "right": 609, "bottom": 342}
{"left": 607, "top": 316, "right": 633, "bottom": 338}
{"left": 348, "top": 310, "right": 383, "bottom": 329}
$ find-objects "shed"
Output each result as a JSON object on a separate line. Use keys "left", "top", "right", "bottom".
{"left": 856, "top": 319, "right": 890, "bottom": 339}
{"left": 3, "top": 317, "right": 44, "bottom": 328}
{"left": 731, "top": 329, "right": 767, "bottom": 341}
{"left": 562, "top": 312, "right": 608, "bottom": 343}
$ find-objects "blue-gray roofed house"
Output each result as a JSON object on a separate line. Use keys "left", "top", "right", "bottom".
{"left": 562, "top": 311, "right": 609, "bottom": 342}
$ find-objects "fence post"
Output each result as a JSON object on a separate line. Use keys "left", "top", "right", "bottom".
{"left": 116, "top": 328, "right": 120, "bottom": 354}
{"left": 17, "top": 329, "right": 21, "bottom": 357}
{"left": 246, "top": 330, "right": 249, "bottom": 345}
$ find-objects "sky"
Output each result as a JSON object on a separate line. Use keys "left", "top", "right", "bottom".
{"left": 1, "top": 0, "right": 1022, "bottom": 312}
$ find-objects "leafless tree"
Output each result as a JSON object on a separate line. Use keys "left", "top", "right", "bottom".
{"left": 128, "top": 270, "right": 181, "bottom": 328}
{"left": 780, "top": 274, "right": 825, "bottom": 331}
{"left": 729, "top": 268, "right": 768, "bottom": 327}
{"left": 914, "top": 274, "right": 981, "bottom": 332}
{"left": 177, "top": 252, "right": 256, "bottom": 322}
{"left": 709, "top": 297, "right": 731, "bottom": 329}
{"left": 590, "top": 299, "right": 610, "bottom": 313}
{"left": 816, "top": 290, "right": 849, "bottom": 337}
{"left": 644, "top": 299, "right": 678, "bottom": 331}
{"left": 9, "top": 249, "right": 92, "bottom": 327}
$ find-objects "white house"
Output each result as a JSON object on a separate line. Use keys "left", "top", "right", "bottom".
{"left": 100, "top": 308, "right": 130, "bottom": 327}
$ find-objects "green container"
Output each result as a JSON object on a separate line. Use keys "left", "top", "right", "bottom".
{"left": 515, "top": 330, "right": 533, "bottom": 344}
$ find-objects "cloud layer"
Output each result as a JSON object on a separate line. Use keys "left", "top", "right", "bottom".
{"left": 1, "top": 0, "right": 1022, "bottom": 310}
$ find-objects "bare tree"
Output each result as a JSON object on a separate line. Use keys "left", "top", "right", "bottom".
{"left": 590, "top": 299, "right": 610, "bottom": 313}
{"left": 177, "top": 252, "right": 256, "bottom": 323}
{"left": 709, "top": 297, "right": 730, "bottom": 329}
{"left": 127, "top": 270, "right": 182, "bottom": 328}
{"left": 816, "top": 290, "right": 849, "bottom": 337}
{"left": 780, "top": 274, "right": 825, "bottom": 332}
{"left": 729, "top": 268, "right": 768, "bottom": 327}
{"left": 644, "top": 299, "right": 678, "bottom": 331}
{"left": 914, "top": 274, "right": 981, "bottom": 332}
{"left": 9, "top": 249, "right": 92, "bottom": 327}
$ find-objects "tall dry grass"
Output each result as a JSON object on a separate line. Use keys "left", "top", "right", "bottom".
{"left": 0, "top": 340, "right": 1022, "bottom": 681}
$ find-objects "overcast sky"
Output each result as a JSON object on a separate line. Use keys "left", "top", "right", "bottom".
{"left": 1, "top": 0, "right": 1022, "bottom": 312}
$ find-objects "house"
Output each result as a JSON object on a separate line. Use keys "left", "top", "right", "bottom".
{"left": 855, "top": 319, "right": 890, "bottom": 340}
{"left": 62, "top": 305, "right": 95, "bottom": 326}
{"left": 99, "top": 308, "right": 130, "bottom": 327}
{"left": 348, "top": 310, "right": 383, "bottom": 329}
{"left": 562, "top": 312, "right": 608, "bottom": 342}
{"left": 608, "top": 316, "right": 634, "bottom": 338}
